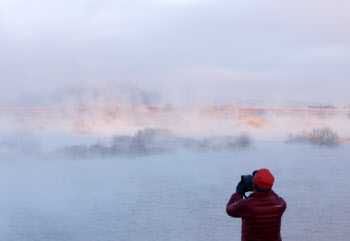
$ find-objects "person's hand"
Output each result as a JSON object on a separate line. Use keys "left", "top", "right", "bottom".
{"left": 236, "top": 181, "right": 246, "bottom": 197}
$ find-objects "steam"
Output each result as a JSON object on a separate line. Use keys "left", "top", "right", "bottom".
{"left": 1, "top": 102, "right": 349, "bottom": 140}
{"left": 0, "top": 133, "right": 41, "bottom": 154}
{"left": 1, "top": 100, "right": 350, "bottom": 160}
{"left": 1, "top": 87, "right": 350, "bottom": 158}
{"left": 60, "top": 128, "right": 252, "bottom": 158}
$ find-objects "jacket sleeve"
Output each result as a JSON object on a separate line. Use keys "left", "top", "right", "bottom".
{"left": 226, "top": 193, "right": 249, "bottom": 218}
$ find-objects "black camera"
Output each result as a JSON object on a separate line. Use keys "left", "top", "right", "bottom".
{"left": 241, "top": 175, "right": 254, "bottom": 192}
{"left": 241, "top": 170, "right": 258, "bottom": 192}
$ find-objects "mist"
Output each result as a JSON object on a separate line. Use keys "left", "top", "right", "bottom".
{"left": 1, "top": 104, "right": 349, "bottom": 241}
{"left": 1, "top": 0, "right": 350, "bottom": 105}
{"left": 1, "top": 0, "right": 350, "bottom": 240}
{"left": 1, "top": 101, "right": 350, "bottom": 142}
{"left": 1, "top": 106, "right": 350, "bottom": 241}
{"left": 1, "top": 138, "right": 350, "bottom": 240}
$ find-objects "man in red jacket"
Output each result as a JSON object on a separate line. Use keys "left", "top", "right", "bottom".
{"left": 226, "top": 169, "right": 287, "bottom": 241}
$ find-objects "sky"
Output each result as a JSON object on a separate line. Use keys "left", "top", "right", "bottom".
{"left": 1, "top": 0, "right": 350, "bottom": 106}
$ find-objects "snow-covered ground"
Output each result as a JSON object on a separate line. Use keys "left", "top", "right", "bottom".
{"left": 0, "top": 141, "right": 349, "bottom": 241}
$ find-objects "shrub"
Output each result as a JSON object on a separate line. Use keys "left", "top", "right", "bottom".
{"left": 308, "top": 127, "right": 340, "bottom": 145}
{"left": 62, "top": 128, "right": 254, "bottom": 158}
{"left": 286, "top": 127, "right": 340, "bottom": 146}
{"left": 235, "top": 132, "right": 252, "bottom": 148}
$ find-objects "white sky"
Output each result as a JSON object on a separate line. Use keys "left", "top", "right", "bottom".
{"left": 1, "top": 0, "right": 350, "bottom": 106}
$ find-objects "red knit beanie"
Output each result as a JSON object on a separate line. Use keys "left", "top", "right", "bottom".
{"left": 254, "top": 169, "right": 274, "bottom": 190}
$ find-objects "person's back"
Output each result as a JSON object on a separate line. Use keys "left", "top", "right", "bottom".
{"left": 226, "top": 169, "right": 287, "bottom": 241}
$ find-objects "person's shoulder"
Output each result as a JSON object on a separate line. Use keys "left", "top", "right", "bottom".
{"left": 269, "top": 190, "right": 285, "bottom": 198}
{"left": 269, "top": 190, "right": 286, "bottom": 202}
{"left": 270, "top": 191, "right": 287, "bottom": 210}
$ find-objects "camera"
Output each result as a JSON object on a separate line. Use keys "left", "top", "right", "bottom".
{"left": 241, "top": 175, "right": 254, "bottom": 192}
{"left": 241, "top": 170, "right": 258, "bottom": 192}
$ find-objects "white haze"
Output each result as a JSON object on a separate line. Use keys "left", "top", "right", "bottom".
{"left": 1, "top": 0, "right": 350, "bottom": 105}
{"left": 0, "top": 105, "right": 350, "bottom": 241}
{"left": 0, "top": 140, "right": 350, "bottom": 241}
{"left": 1, "top": 102, "right": 350, "bottom": 143}
{"left": 1, "top": 0, "right": 350, "bottom": 240}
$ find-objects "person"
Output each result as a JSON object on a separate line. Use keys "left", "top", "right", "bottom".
{"left": 226, "top": 169, "right": 287, "bottom": 241}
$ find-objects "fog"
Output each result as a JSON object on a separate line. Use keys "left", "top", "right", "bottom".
{"left": 1, "top": 0, "right": 350, "bottom": 240}
{"left": 1, "top": 138, "right": 350, "bottom": 240}
{"left": 1, "top": 0, "right": 350, "bottom": 105}
{"left": 1, "top": 103, "right": 350, "bottom": 143}
{"left": 0, "top": 109, "right": 350, "bottom": 241}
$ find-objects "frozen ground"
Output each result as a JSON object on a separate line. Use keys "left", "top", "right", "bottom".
{"left": 0, "top": 141, "right": 349, "bottom": 241}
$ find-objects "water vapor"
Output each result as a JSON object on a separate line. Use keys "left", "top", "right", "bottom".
{"left": 61, "top": 128, "right": 252, "bottom": 158}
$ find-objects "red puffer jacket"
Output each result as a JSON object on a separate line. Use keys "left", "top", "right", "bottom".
{"left": 226, "top": 190, "right": 287, "bottom": 241}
